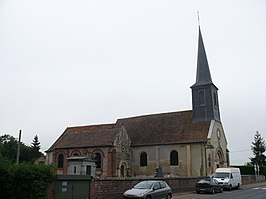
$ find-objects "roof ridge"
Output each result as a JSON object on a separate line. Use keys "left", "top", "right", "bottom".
{"left": 116, "top": 110, "right": 192, "bottom": 121}
{"left": 66, "top": 123, "right": 115, "bottom": 129}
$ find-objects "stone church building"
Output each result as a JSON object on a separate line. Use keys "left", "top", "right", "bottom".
{"left": 46, "top": 27, "right": 229, "bottom": 177}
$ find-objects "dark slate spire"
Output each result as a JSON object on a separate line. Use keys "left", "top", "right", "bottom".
{"left": 194, "top": 27, "right": 213, "bottom": 86}
{"left": 191, "top": 26, "right": 221, "bottom": 122}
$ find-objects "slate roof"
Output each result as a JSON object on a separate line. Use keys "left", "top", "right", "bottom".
{"left": 192, "top": 27, "right": 213, "bottom": 87}
{"left": 47, "top": 110, "right": 211, "bottom": 151}
{"left": 116, "top": 110, "right": 211, "bottom": 146}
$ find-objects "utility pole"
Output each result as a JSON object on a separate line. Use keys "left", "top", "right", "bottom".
{"left": 16, "top": 130, "right": 22, "bottom": 164}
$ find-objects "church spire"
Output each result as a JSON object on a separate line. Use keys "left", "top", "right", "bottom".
{"left": 191, "top": 25, "right": 221, "bottom": 122}
{"left": 194, "top": 27, "right": 213, "bottom": 86}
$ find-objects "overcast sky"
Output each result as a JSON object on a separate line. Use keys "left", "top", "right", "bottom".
{"left": 1, "top": 0, "right": 265, "bottom": 165}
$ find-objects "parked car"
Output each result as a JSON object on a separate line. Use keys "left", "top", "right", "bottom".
{"left": 196, "top": 178, "right": 223, "bottom": 194}
{"left": 123, "top": 180, "right": 172, "bottom": 199}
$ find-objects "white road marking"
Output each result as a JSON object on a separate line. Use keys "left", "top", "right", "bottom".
{"left": 253, "top": 187, "right": 266, "bottom": 190}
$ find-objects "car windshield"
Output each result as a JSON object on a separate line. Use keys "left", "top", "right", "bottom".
{"left": 198, "top": 179, "right": 211, "bottom": 184}
{"left": 134, "top": 181, "right": 154, "bottom": 189}
{"left": 214, "top": 172, "right": 230, "bottom": 178}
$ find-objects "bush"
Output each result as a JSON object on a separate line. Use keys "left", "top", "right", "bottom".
{"left": 0, "top": 157, "right": 13, "bottom": 198}
{"left": 0, "top": 157, "right": 55, "bottom": 199}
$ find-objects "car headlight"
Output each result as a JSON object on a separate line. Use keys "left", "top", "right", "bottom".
{"left": 138, "top": 190, "right": 148, "bottom": 197}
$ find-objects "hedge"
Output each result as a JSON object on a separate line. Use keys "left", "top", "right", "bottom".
{"left": 232, "top": 165, "right": 266, "bottom": 177}
{"left": 0, "top": 157, "right": 55, "bottom": 199}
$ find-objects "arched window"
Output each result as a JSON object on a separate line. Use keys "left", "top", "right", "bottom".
{"left": 95, "top": 153, "right": 102, "bottom": 168}
{"left": 199, "top": 90, "right": 205, "bottom": 105}
{"left": 121, "top": 164, "right": 125, "bottom": 177}
{"left": 217, "top": 149, "right": 224, "bottom": 167}
{"left": 140, "top": 152, "right": 147, "bottom": 167}
{"left": 170, "top": 150, "right": 178, "bottom": 165}
{"left": 58, "top": 154, "right": 64, "bottom": 168}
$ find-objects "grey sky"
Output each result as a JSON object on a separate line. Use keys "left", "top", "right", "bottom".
{"left": 1, "top": 0, "right": 265, "bottom": 165}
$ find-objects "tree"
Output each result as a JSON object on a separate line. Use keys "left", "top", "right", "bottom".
{"left": 31, "top": 135, "right": 41, "bottom": 151}
{"left": 0, "top": 134, "right": 19, "bottom": 162}
{"left": 0, "top": 134, "right": 36, "bottom": 163}
{"left": 30, "top": 135, "right": 43, "bottom": 162}
{"left": 250, "top": 131, "right": 266, "bottom": 166}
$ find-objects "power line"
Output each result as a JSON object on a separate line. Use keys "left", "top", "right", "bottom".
{"left": 230, "top": 149, "right": 251, "bottom": 153}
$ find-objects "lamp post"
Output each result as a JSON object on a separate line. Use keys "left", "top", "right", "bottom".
{"left": 254, "top": 164, "right": 260, "bottom": 183}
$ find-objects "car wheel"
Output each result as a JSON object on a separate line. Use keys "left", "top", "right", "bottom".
{"left": 166, "top": 193, "right": 172, "bottom": 199}
{"left": 212, "top": 188, "right": 215, "bottom": 194}
{"left": 229, "top": 185, "right": 232, "bottom": 191}
{"left": 220, "top": 187, "right": 223, "bottom": 193}
{"left": 236, "top": 184, "right": 240, "bottom": 190}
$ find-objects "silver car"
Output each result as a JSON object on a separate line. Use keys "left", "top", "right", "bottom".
{"left": 123, "top": 180, "right": 172, "bottom": 199}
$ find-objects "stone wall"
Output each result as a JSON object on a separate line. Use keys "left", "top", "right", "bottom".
{"left": 90, "top": 175, "right": 265, "bottom": 199}
{"left": 90, "top": 177, "right": 202, "bottom": 199}
{"left": 242, "top": 175, "right": 265, "bottom": 184}
{"left": 49, "top": 175, "right": 264, "bottom": 199}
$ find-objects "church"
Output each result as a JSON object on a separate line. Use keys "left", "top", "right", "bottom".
{"left": 46, "top": 27, "right": 229, "bottom": 177}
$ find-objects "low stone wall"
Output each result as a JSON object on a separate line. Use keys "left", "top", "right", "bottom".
{"left": 90, "top": 175, "right": 265, "bottom": 199}
{"left": 90, "top": 177, "right": 203, "bottom": 199}
{"left": 242, "top": 175, "right": 265, "bottom": 184}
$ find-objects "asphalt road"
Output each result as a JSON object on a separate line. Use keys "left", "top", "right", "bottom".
{"left": 173, "top": 183, "right": 266, "bottom": 199}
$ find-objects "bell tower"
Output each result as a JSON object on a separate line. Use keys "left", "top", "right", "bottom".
{"left": 191, "top": 27, "right": 221, "bottom": 122}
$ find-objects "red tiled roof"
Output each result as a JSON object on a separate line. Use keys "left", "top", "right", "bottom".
{"left": 116, "top": 110, "right": 210, "bottom": 146}
{"left": 48, "top": 124, "right": 118, "bottom": 150}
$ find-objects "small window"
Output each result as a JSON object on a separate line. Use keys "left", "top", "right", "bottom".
{"left": 170, "top": 150, "right": 178, "bottom": 165}
{"left": 140, "top": 152, "right": 147, "bottom": 167}
{"left": 57, "top": 154, "right": 64, "bottom": 168}
{"left": 74, "top": 166, "right": 77, "bottom": 174}
{"left": 95, "top": 153, "right": 102, "bottom": 168}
